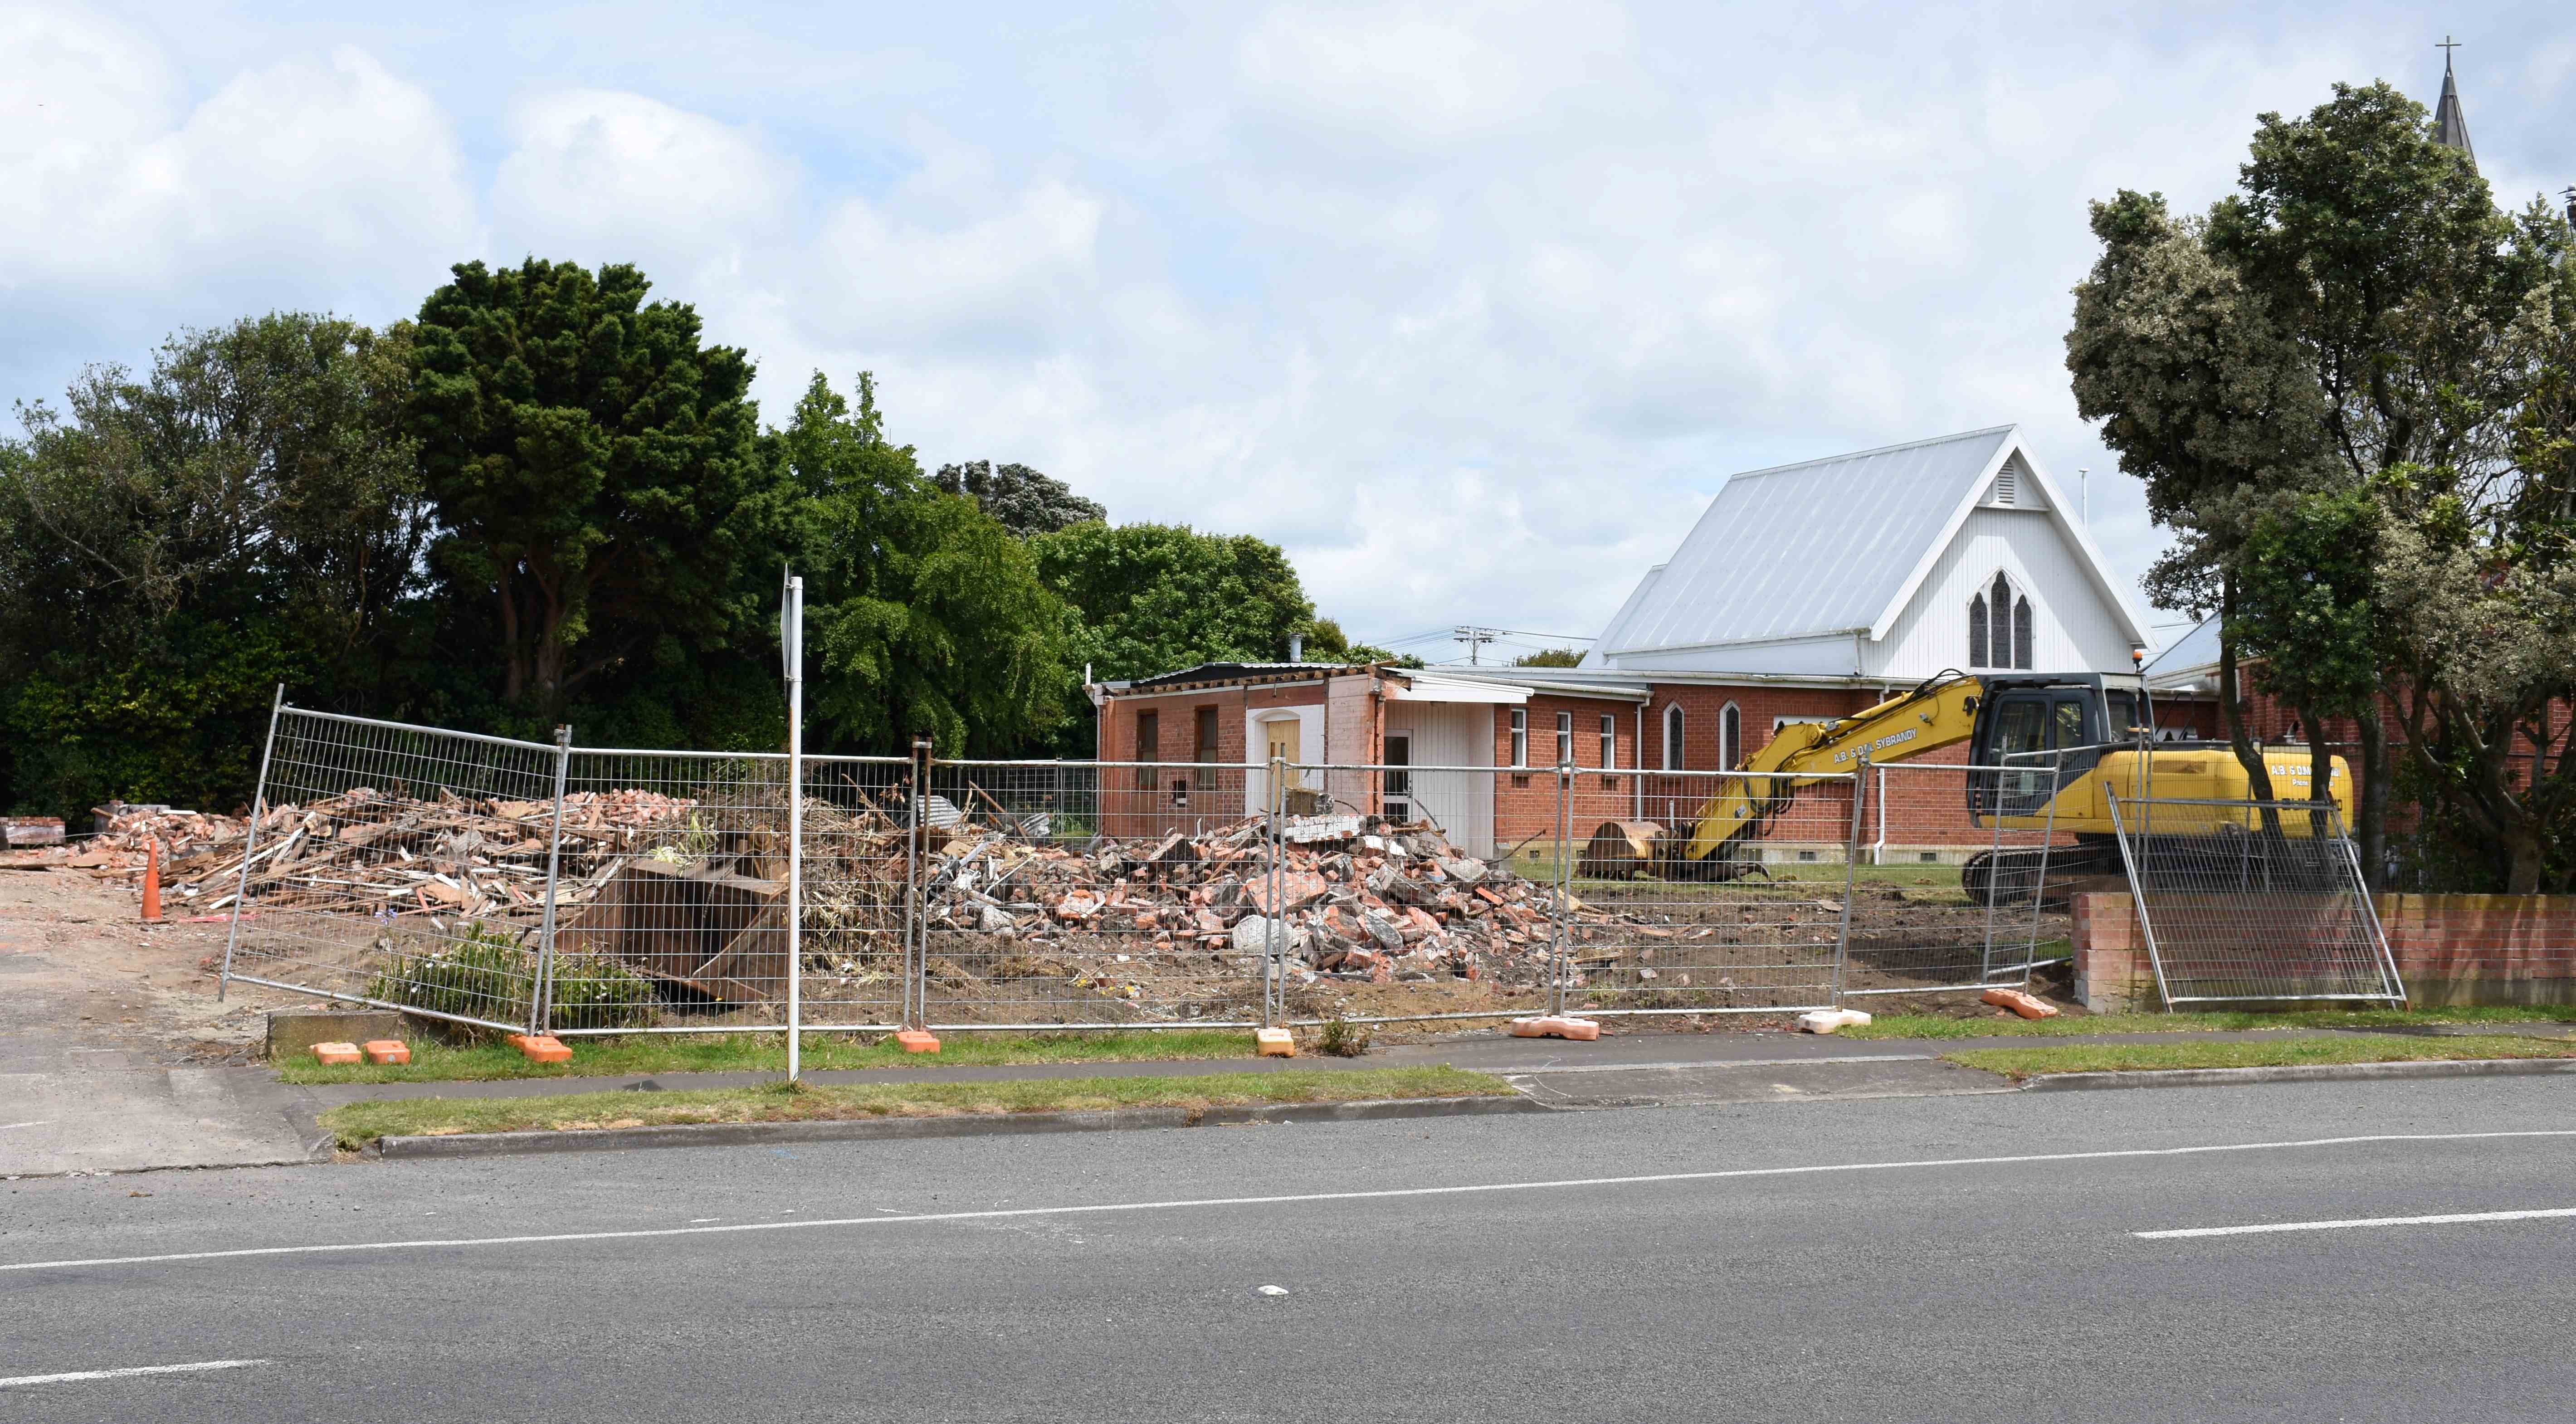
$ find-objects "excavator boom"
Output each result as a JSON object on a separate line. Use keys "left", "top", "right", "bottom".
{"left": 1681, "top": 672, "right": 1983, "bottom": 863}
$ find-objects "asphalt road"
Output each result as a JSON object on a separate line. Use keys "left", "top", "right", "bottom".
{"left": 5, "top": 1078, "right": 2573, "bottom": 1422}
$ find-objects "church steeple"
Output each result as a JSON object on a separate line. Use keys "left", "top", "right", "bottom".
{"left": 2433, "top": 37, "right": 2475, "bottom": 170}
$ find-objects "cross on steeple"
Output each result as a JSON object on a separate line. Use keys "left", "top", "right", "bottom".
{"left": 2433, "top": 37, "right": 2475, "bottom": 169}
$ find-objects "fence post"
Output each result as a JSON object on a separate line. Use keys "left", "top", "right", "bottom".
{"left": 1551, "top": 760, "right": 1574, "bottom": 1017}
{"left": 1833, "top": 752, "right": 1869, "bottom": 1008}
{"left": 908, "top": 736, "right": 933, "bottom": 1029}
{"left": 1264, "top": 755, "right": 1286, "bottom": 1027}
{"left": 531, "top": 724, "right": 572, "bottom": 1034}
{"left": 217, "top": 683, "right": 288, "bottom": 1004}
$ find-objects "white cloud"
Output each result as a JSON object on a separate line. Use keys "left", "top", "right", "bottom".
{"left": 491, "top": 89, "right": 794, "bottom": 267}
{"left": 10, "top": 0, "right": 2564, "bottom": 668}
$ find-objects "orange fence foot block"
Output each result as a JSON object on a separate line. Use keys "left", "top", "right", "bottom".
{"left": 895, "top": 1029, "right": 942, "bottom": 1054}
{"left": 311, "top": 1041, "right": 361, "bottom": 1066}
{"left": 362, "top": 1040, "right": 410, "bottom": 1065}
{"left": 1507, "top": 1016, "right": 1600, "bottom": 1042}
{"left": 507, "top": 1034, "right": 574, "bottom": 1063}
{"left": 1981, "top": 987, "right": 2060, "bottom": 1019}
{"left": 1254, "top": 1027, "right": 1296, "bottom": 1058}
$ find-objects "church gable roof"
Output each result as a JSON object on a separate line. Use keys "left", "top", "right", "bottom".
{"left": 1586, "top": 424, "right": 2152, "bottom": 668}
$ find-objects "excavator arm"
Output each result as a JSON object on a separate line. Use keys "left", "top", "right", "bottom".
{"left": 1676, "top": 671, "right": 1985, "bottom": 868}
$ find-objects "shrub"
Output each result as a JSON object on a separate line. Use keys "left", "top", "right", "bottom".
{"left": 368, "top": 923, "right": 659, "bottom": 1032}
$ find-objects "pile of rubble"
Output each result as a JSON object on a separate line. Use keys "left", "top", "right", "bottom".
{"left": 0, "top": 803, "right": 251, "bottom": 873}
{"left": 917, "top": 814, "right": 1577, "bottom": 986}
{"left": 156, "top": 787, "right": 703, "bottom": 920}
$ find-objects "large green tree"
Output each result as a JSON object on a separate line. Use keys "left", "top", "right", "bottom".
{"left": 407, "top": 258, "right": 774, "bottom": 723}
{"left": 781, "top": 375, "right": 1077, "bottom": 753}
{"left": 2069, "top": 80, "right": 2576, "bottom": 887}
{"left": 1031, "top": 521, "right": 1318, "bottom": 681}
{"left": 0, "top": 314, "right": 426, "bottom": 815}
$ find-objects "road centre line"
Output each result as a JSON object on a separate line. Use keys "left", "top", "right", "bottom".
{"left": 2137, "top": 1206, "right": 2576, "bottom": 1239}
{"left": 0, "top": 1360, "right": 266, "bottom": 1388}
{"left": 7, "top": 1128, "right": 2572, "bottom": 1276}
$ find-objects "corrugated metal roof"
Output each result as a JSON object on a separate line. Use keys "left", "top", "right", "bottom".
{"left": 1601, "top": 426, "right": 2019, "bottom": 655}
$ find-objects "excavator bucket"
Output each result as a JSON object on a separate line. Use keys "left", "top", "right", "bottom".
{"left": 1577, "top": 820, "right": 1664, "bottom": 879}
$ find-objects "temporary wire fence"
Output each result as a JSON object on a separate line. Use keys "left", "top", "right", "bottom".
{"left": 2106, "top": 794, "right": 2406, "bottom": 1008}
{"left": 219, "top": 705, "right": 2121, "bottom": 1045}
{"left": 1844, "top": 752, "right": 2063, "bottom": 997}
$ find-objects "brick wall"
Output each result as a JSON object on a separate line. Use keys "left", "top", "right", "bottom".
{"left": 2071, "top": 890, "right": 2576, "bottom": 1011}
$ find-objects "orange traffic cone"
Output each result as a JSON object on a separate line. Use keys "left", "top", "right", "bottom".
{"left": 141, "top": 838, "right": 163, "bottom": 923}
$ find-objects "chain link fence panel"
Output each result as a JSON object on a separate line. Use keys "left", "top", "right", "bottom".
{"left": 1557, "top": 767, "right": 1856, "bottom": 1015}
{"left": 2108, "top": 794, "right": 2406, "bottom": 1007}
{"left": 912, "top": 759, "right": 1272, "bottom": 1029}
{"left": 1842, "top": 754, "right": 2062, "bottom": 997}
{"left": 216, "top": 707, "right": 570, "bottom": 1034}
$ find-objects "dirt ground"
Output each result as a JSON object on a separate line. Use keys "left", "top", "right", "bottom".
{"left": 0, "top": 865, "right": 307, "bottom": 1070}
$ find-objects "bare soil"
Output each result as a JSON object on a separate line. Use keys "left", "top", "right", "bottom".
{"left": 0, "top": 865, "right": 306, "bottom": 1069}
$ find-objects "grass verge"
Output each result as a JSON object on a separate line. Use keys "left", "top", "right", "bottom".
{"left": 278, "top": 1029, "right": 1257, "bottom": 1085}
{"left": 1948, "top": 1033, "right": 2576, "bottom": 1081}
{"left": 1847, "top": 1005, "right": 2576, "bottom": 1040}
{"left": 318, "top": 1065, "right": 1512, "bottom": 1150}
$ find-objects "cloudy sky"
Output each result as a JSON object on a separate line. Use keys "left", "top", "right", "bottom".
{"left": 7, "top": 2, "right": 2570, "bottom": 663}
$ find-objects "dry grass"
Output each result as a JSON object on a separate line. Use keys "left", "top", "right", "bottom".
{"left": 318, "top": 1064, "right": 1512, "bottom": 1149}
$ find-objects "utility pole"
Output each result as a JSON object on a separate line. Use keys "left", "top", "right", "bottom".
{"left": 1453, "top": 625, "right": 1498, "bottom": 664}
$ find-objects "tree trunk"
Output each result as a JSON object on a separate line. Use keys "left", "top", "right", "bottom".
{"left": 2298, "top": 705, "right": 2336, "bottom": 844}
{"left": 2356, "top": 707, "right": 2390, "bottom": 891}
{"left": 2216, "top": 575, "right": 2283, "bottom": 838}
{"left": 2506, "top": 826, "right": 2545, "bottom": 895}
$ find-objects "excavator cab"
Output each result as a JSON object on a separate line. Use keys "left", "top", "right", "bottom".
{"left": 1965, "top": 673, "right": 2150, "bottom": 820}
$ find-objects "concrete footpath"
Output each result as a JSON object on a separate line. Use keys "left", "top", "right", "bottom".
{"left": 8, "top": 1020, "right": 2573, "bottom": 1177}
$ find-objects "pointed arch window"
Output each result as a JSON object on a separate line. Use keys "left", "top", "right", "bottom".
{"left": 1720, "top": 702, "right": 1742, "bottom": 771}
{"left": 1968, "top": 594, "right": 1990, "bottom": 667}
{"left": 1662, "top": 703, "right": 1685, "bottom": 771}
{"left": 2013, "top": 595, "right": 2034, "bottom": 670}
{"left": 1989, "top": 573, "right": 2012, "bottom": 668}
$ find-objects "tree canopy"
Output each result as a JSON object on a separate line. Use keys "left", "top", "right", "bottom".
{"left": 932, "top": 459, "right": 1104, "bottom": 537}
{"left": 2069, "top": 79, "right": 2576, "bottom": 889}
{"left": 408, "top": 258, "right": 774, "bottom": 724}
{"left": 0, "top": 259, "right": 1389, "bottom": 816}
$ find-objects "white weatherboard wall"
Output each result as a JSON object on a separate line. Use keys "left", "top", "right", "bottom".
{"left": 1871, "top": 507, "right": 2138, "bottom": 679}
{"left": 1382, "top": 702, "right": 1498, "bottom": 857}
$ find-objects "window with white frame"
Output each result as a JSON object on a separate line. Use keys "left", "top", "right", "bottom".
{"left": 1509, "top": 707, "right": 1527, "bottom": 767}
{"left": 1599, "top": 714, "right": 1617, "bottom": 768}
{"left": 1719, "top": 702, "right": 1742, "bottom": 771}
{"left": 1661, "top": 703, "right": 1684, "bottom": 770}
{"left": 1554, "top": 711, "right": 1573, "bottom": 766}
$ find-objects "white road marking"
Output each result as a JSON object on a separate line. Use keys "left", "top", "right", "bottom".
{"left": 8, "top": 1128, "right": 2573, "bottom": 1276}
{"left": 2137, "top": 1206, "right": 2576, "bottom": 1239}
{"left": 0, "top": 1121, "right": 53, "bottom": 1131}
{"left": 0, "top": 1359, "right": 266, "bottom": 1388}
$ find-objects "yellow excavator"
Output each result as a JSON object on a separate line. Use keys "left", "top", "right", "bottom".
{"left": 1590, "top": 669, "right": 2353, "bottom": 904}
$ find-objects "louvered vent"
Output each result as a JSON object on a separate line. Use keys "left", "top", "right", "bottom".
{"left": 1991, "top": 464, "right": 2017, "bottom": 506}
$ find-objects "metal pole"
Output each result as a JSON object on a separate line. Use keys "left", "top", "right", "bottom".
{"left": 909, "top": 736, "right": 933, "bottom": 1028}
{"left": 531, "top": 724, "right": 572, "bottom": 1034}
{"left": 785, "top": 575, "right": 804, "bottom": 1082}
{"left": 1265, "top": 754, "right": 1285, "bottom": 1027}
{"left": 217, "top": 683, "right": 288, "bottom": 1004}
{"left": 1833, "top": 755, "right": 1868, "bottom": 1007}
{"left": 1551, "top": 760, "right": 1574, "bottom": 1016}
{"left": 1871, "top": 763, "right": 1887, "bottom": 865}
